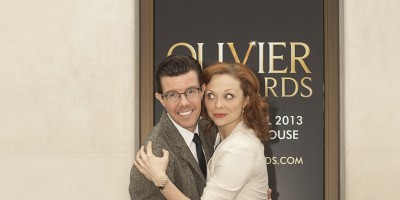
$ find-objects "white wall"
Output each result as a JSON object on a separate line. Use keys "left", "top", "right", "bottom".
{"left": 342, "top": 0, "right": 400, "bottom": 199}
{"left": 0, "top": 0, "right": 137, "bottom": 199}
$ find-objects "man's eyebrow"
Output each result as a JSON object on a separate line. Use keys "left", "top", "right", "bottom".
{"left": 163, "top": 89, "right": 177, "bottom": 94}
{"left": 164, "top": 86, "right": 199, "bottom": 94}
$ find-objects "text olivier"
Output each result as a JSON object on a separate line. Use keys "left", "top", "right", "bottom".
{"left": 167, "top": 41, "right": 314, "bottom": 98}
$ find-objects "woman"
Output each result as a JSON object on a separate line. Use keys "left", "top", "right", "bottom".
{"left": 135, "top": 62, "right": 270, "bottom": 200}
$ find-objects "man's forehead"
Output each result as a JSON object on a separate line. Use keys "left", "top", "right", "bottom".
{"left": 161, "top": 71, "right": 200, "bottom": 92}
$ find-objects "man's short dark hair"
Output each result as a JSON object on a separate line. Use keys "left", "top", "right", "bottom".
{"left": 155, "top": 55, "right": 204, "bottom": 94}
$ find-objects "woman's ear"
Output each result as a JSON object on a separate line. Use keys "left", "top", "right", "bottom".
{"left": 243, "top": 96, "right": 250, "bottom": 108}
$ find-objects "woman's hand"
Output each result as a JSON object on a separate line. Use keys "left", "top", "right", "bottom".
{"left": 134, "top": 141, "right": 170, "bottom": 185}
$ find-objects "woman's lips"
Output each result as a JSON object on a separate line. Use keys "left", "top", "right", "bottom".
{"left": 213, "top": 113, "right": 226, "bottom": 118}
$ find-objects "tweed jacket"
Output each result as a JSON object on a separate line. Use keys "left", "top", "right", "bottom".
{"left": 129, "top": 111, "right": 217, "bottom": 200}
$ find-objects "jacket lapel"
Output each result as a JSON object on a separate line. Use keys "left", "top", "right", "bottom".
{"left": 198, "top": 118, "right": 217, "bottom": 163}
{"left": 199, "top": 126, "right": 212, "bottom": 163}
{"left": 159, "top": 111, "right": 206, "bottom": 181}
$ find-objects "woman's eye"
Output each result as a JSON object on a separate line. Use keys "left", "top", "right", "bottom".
{"left": 225, "top": 94, "right": 233, "bottom": 99}
{"left": 207, "top": 93, "right": 214, "bottom": 99}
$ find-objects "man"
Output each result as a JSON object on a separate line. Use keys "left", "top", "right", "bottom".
{"left": 129, "top": 55, "right": 272, "bottom": 199}
{"left": 129, "top": 55, "right": 216, "bottom": 200}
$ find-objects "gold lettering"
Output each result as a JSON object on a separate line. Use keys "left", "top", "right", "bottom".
{"left": 218, "top": 43, "right": 224, "bottom": 62}
{"left": 281, "top": 77, "right": 298, "bottom": 97}
{"left": 300, "top": 77, "right": 313, "bottom": 97}
{"left": 268, "top": 42, "right": 287, "bottom": 73}
{"left": 167, "top": 42, "right": 197, "bottom": 59}
{"left": 258, "top": 42, "right": 265, "bottom": 73}
{"left": 197, "top": 43, "right": 204, "bottom": 68}
{"left": 227, "top": 42, "right": 256, "bottom": 65}
{"left": 290, "top": 42, "right": 311, "bottom": 73}
{"left": 264, "top": 77, "right": 278, "bottom": 97}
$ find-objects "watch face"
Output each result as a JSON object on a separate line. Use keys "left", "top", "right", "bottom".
{"left": 157, "top": 178, "right": 169, "bottom": 190}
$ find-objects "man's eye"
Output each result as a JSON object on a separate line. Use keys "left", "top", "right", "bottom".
{"left": 187, "top": 89, "right": 196, "bottom": 94}
{"left": 168, "top": 93, "right": 179, "bottom": 98}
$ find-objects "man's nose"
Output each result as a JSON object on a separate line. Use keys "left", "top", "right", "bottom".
{"left": 178, "top": 94, "right": 190, "bottom": 106}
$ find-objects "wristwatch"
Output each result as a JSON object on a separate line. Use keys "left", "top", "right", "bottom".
{"left": 157, "top": 178, "right": 169, "bottom": 190}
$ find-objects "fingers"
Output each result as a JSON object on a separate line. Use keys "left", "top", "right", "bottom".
{"left": 134, "top": 160, "right": 152, "bottom": 180}
{"left": 161, "top": 149, "right": 170, "bottom": 164}
{"left": 146, "top": 141, "right": 154, "bottom": 156}
{"left": 162, "top": 149, "right": 169, "bottom": 159}
{"left": 133, "top": 160, "right": 145, "bottom": 175}
{"left": 134, "top": 148, "right": 152, "bottom": 180}
{"left": 138, "top": 145, "right": 147, "bottom": 161}
{"left": 135, "top": 146, "right": 145, "bottom": 164}
{"left": 267, "top": 188, "right": 272, "bottom": 200}
{"left": 133, "top": 160, "right": 141, "bottom": 170}
{"left": 136, "top": 146, "right": 144, "bottom": 161}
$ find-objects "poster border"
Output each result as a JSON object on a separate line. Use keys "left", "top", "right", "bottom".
{"left": 138, "top": 0, "right": 339, "bottom": 199}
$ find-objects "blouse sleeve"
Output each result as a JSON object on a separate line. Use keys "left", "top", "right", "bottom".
{"left": 201, "top": 137, "right": 256, "bottom": 200}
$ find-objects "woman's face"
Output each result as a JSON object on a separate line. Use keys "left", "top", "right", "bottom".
{"left": 204, "top": 73, "right": 249, "bottom": 132}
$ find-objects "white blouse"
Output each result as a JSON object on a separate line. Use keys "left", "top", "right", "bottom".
{"left": 201, "top": 121, "right": 269, "bottom": 200}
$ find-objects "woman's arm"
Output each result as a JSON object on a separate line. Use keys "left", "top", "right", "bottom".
{"left": 134, "top": 141, "right": 190, "bottom": 200}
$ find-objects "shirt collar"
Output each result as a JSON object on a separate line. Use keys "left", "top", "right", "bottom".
{"left": 214, "top": 133, "right": 221, "bottom": 149}
{"left": 167, "top": 113, "right": 199, "bottom": 147}
{"left": 214, "top": 121, "right": 246, "bottom": 149}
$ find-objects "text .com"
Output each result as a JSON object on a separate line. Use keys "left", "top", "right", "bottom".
{"left": 266, "top": 156, "right": 304, "bottom": 165}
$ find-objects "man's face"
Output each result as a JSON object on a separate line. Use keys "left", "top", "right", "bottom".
{"left": 155, "top": 71, "right": 205, "bottom": 132}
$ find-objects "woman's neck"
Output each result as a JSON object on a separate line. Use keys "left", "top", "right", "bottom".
{"left": 218, "top": 117, "right": 243, "bottom": 141}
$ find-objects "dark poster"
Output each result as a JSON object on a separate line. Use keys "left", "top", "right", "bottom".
{"left": 153, "top": 0, "right": 324, "bottom": 199}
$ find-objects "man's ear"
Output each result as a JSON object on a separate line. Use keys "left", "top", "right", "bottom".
{"left": 201, "top": 83, "right": 206, "bottom": 91}
{"left": 200, "top": 84, "right": 206, "bottom": 97}
{"left": 155, "top": 93, "right": 166, "bottom": 107}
